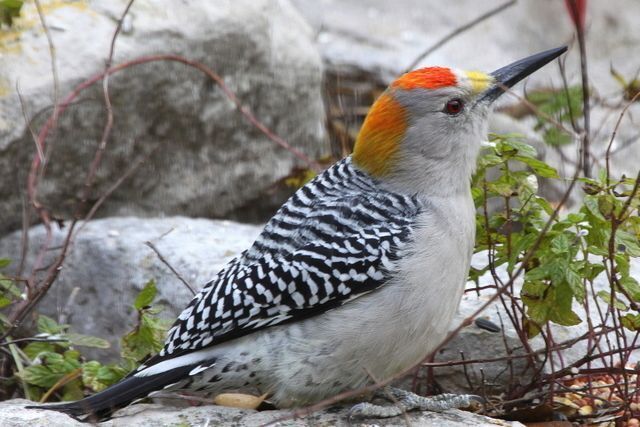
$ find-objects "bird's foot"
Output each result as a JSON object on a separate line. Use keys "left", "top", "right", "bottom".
{"left": 349, "top": 387, "right": 484, "bottom": 419}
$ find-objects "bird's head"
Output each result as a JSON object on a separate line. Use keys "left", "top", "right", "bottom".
{"left": 352, "top": 46, "right": 567, "bottom": 196}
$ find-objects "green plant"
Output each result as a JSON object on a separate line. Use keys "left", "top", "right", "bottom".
{"left": 0, "top": 0, "right": 22, "bottom": 27}
{"left": 528, "top": 86, "right": 583, "bottom": 146}
{"left": 466, "top": 130, "right": 640, "bottom": 420}
{"left": 1, "top": 278, "right": 169, "bottom": 403}
{"left": 473, "top": 133, "right": 640, "bottom": 334}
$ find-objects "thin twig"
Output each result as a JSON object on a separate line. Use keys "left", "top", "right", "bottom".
{"left": 16, "top": 82, "right": 44, "bottom": 164}
{"left": 27, "top": 55, "right": 321, "bottom": 215}
{"left": 58, "top": 286, "right": 80, "bottom": 326}
{"left": 76, "top": 144, "right": 159, "bottom": 235}
{"left": 144, "top": 241, "right": 196, "bottom": 296}
{"left": 77, "top": 0, "right": 135, "bottom": 215}
{"left": 33, "top": 0, "right": 60, "bottom": 159}
{"left": 40, "top": 368, "right": 82, "bottom": 403}
{"left": 0, "top": 337, "right": 68, "bottom": 346}
{"left": 501, "top": 81, "right": 579, "bottom": 141}
{"left": 605, "top": 91, "right": 640, "bottom": 185}
{"left": 18, "top": 196, "right": 30, "bottom": 288}
{"left": 566, "top": 0, "right": 592, "bottom": 177}
{"left": 404, "top": 0, "right": 517, "bottom": 72}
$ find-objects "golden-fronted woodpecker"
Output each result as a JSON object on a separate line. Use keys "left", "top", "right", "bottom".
{"left": 32, "top": 46, "right": 567, "bottom": 421}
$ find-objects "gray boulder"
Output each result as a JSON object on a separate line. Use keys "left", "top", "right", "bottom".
{"left": 293, "top": 0, "right": 640, "bottom": 91}
{"left": 0, "top": 216, "right": 261, "bottom": 361}
{"left": 0, "top": 0, "right": 326, "bottom": 235}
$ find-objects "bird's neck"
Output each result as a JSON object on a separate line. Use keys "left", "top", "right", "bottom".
{"left": 363, "top": 152, "right": 477, "bottom": 199}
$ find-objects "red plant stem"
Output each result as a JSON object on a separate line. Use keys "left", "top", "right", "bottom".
{"left": 566, "top": 0, "right": 591, "bottom": 177}
{"left": 27, "top": 54, "right": 321, "bottom": 212}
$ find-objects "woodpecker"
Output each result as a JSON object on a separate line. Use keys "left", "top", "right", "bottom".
{"left": 31, "top": 46, "right": 566, "bottom": 421}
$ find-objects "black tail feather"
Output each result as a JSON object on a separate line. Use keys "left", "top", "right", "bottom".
{"left": 26, "top": 363, "right": 196, "bottom": 422}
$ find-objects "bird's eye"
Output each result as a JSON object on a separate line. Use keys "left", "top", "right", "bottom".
{"left": 444, "top": 99, "right": 464, "bottom": 115}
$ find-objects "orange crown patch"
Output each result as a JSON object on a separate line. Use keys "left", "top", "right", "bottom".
{"left": 392, "top": 67, "right": 457, "bottom": 91}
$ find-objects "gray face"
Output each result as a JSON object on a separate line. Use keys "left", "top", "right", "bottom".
{"left": 384, "top": 85, "right": 492, "bottom": 196}
{"left": 369, "top": 47, "right": 568, "bottom": 197}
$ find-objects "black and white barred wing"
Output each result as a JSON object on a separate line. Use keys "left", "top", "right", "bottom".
{"left": 161, "top": 219, "right": 414, "bottom": 357}
{"left": 147, "top": 157, "right": 423, "bottom": 364}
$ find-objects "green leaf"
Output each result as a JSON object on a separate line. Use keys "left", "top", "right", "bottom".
{"left": 21, "top": 365, "right": 61, "bottom": 389}
{"left": 134, "top": 280, "right": 157, "bottom": 310}
{"left": 0, "top": 295, "right": 11, "bottom": 308}
{"left": 21, "top": 352, "right": 81, "bottom": 389}
{"left": 523, "top": 316, "right": 542, "bottom": 338}
{"left": 0, "top": 258, "right": 10, "bottom": 269}
{"left": 565, "top": 266, "right": 585, "bottom": 300}
{"left": 619, "top": 276, "right": 640, "bottom": 302}
{"left": 514, "top": 156, "right": 559, "bottom": 178}
{"left": 551, "top": 233, "right": 571, "bottom": 254}
{"left": 82, "top": 361, "right": 105, "bottom": 392}
{"left": 616, "top": 253, "right": 630, "bottom": 276}
{"left": 0, "top": 0, "right": 22, "bottom": 27}
{"left": 549, "top": 281, "right": 582, "bottom": 326}
{"left": 82, "top": 361, "right": 125, "bottom": 392}
{"left": 525, "top": 266, "right": 548, "bottom": 281}
{"left": 121, "top": 313, "right": 166, "bottom": 363}
{"left": 501, "top": 138, "right": 538, "bottom": 158}
{"left": 478, "top": 153, "right": 504, "bottom": 168}
{"left": 37, "top": 315, "right": 67, "bottom": 335}
{"left": 522, "top": 282, "right": 552, "bottom": 323}
{"left": 547, "top": 258, "right": 568, "bottom": 282}
{"left": 0, "top": 277, "right": 22, "bottom": 298}
{"left": 62, "top": 333, "right": 110, "bottom": 349}
{"left": 487, "top": 181, "right": 514, "bottom": 197}
{"left": 543, "top": 127, "right": 572, "bottom": 146}
{"left": 61, "top": 380, "right": 84, "bottom": 402}
{"left": 567, "top": 213, "right": 586, "bottom": 224}
{"left": 597, "top": 195, "right": 614, "bottom": 218}
{"left": 63, "top": 349, "right": 81, "bottom": 362}
{"left": 583, "top": 196, "right": 606, "bottom": 221}
{"left": 597, "top": 290, "right": 628, "bottom": 311}
{"left": 621, "top": 313, "right": 640, "bottom": 331}
{"left": 534, "top": 196, "right": 555, "bottom": 216}
{"left": 584, "top": 263, "right": 605, "bottom": 281}
{"left": 524, "top": 297, "right": 551, "bottom": 325}
{"left": 616, "top": 230, "right": 640, "bottom": 257}
{"left": 587, "top": 245, "right": 609, "bottom": 257}
{"left": 23, "top": 341, "right": 57, "bottom": 360}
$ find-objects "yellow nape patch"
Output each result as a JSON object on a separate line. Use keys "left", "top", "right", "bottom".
{"left": 464, "top": 71, "right": 493, "bottom": 94}
{"left": 353, "top": 92, "right": 407, "bottom": 177}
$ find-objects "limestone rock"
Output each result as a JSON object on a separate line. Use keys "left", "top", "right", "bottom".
{"left": 0, "top": 216, "right": 261, "bottom": 361}
{"left": 0, "top": 0, "right": 326, "bottom": 235}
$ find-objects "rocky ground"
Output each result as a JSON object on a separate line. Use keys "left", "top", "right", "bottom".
{"left": 0, "top": 399, "right": 524, "bottom": 427}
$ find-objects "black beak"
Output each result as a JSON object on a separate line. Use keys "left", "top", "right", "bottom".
{"left": 480, "top": 46, "right": 568, "bottom": 103}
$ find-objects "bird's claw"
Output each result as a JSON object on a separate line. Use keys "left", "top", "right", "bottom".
{"left": 349, "top": 388, "right": 485, "bottom": 419}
